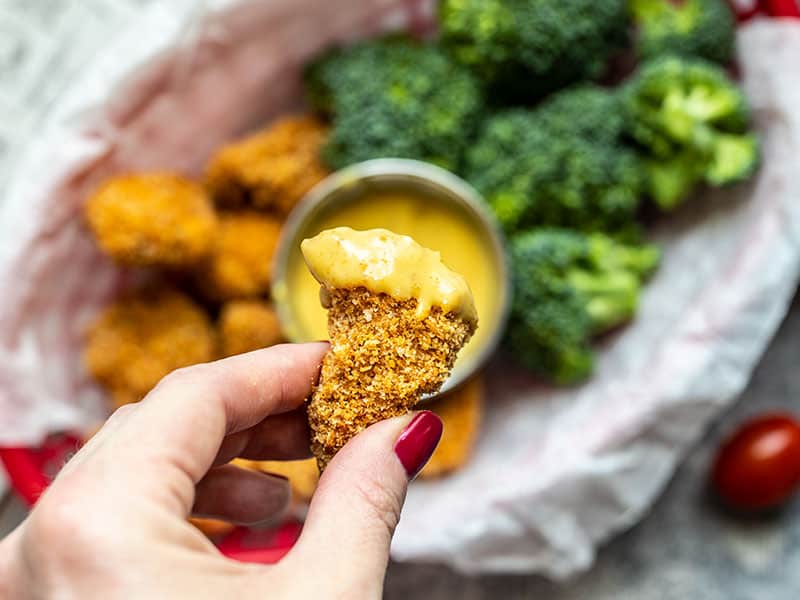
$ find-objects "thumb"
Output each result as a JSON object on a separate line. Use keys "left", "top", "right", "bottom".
{"left": 280, "top": 411, "right": 442, "bottom": 597}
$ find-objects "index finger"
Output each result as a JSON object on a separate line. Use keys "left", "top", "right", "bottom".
{"left": 67, "top": 343, "right": 327, "bottom": 516}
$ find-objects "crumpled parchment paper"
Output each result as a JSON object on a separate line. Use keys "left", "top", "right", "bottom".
{"left": 0, "top": 0, "right": 798, "bottom": 579}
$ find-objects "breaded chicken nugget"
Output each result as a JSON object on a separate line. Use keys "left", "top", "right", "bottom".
{"left": 84, "top": 288, "right": 216, "bottom": 408}
{"left": 85, "top": 173, "right": 218, "bottom": 267}
{"left": 219, "top": 299, "right": 283, "bottom": 357}
{"left": 205, "top": 115, "right": 329, "bottom": 215}
{"left": 233, "top": 458, "right": 319, "bottom": 503}
{"left": 419, "top": 374, "right": 484, "bottom": 479}
{"left": 301, "top": 228, "right": 477, "bottom": 471}
{"left": 201, "top": 211, "right": 282, "bottom": 300}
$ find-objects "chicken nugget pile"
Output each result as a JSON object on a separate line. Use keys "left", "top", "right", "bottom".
{"left": 82, "top": 116, "right": 324, "bottom": 407}
{"left": 301, "top": 227, "right": 477, "bottom": 470}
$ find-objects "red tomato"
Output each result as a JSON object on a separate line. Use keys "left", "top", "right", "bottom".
{"left": 712, "top": 413, "right": 800, "bottom": 511}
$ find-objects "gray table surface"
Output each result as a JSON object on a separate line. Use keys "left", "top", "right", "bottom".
{"left": 2, "top": 294, "right": 798, "bottom": 598}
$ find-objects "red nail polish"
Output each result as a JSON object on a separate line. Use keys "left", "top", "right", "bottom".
{"left": 394, "top": 411, "right": 443, "bottom": 479}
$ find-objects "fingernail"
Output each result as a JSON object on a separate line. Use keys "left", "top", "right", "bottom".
{"left": 394, "top": 411, "right": 443, "bottom": 479}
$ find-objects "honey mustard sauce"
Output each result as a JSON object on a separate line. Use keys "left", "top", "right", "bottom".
{"left": 300, "top": 226, "right": 478, "bottom": 325}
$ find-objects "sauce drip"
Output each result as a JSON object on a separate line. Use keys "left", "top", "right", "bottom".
{"left": 301, "top": 227, "right": 478, "bottom": 325}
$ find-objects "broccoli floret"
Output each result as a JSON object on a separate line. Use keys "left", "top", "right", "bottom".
{"left": 623, "top": 55, "right": 759, "bottom": 208}
{"left": 508, "top": 229, "right": 659, "bottom": 384}
{"left": 531, "top": 85, "right": 628, "bottom": 145}
{"left": 439, "top": 0, "right": 629, "bottom": 100}
{"left": 706, "top": 132, "right": 760, "bottom": 185}
{"left": 643, "top": 151, "right": 704, "bottom": 209}
{"left": 305, "top": 37, "right": 483, "bottom": 171}
{"left": 465, "top": 87, "right": 644, "bottom": 235}
{"left": 630, "top": 0, "right": 736, "bottom": 65}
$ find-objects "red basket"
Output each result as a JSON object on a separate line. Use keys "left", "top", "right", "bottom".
{"left": 0, "top": 0, "right": 788, "bottom": 564}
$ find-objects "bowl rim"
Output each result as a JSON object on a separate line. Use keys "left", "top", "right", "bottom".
{"left": 271, "top": 158, "right": 511, "bottom": 397}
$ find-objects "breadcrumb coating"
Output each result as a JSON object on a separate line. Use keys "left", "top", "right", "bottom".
{"left": 308, "top": 288, "right": 475, "bottom": 471}
{"left": 219, "top": 300, "right": 283, "bottom": 357}
{"left": 205, "top": 115, "right": 329, "bottom": 215}
{"left": 201, "top": 211, "right": 282, "bottom": 300}
{"left": 419, "top": 374, "right": 484, "bottom": 479}
{"left": 85, "top": 173, "right": 218, "bottom": 267}
{"left": 234, "top": 458, "right": 319, "bottom": 503}
{"left": 84, "top": 288, "right": 216, "bottom": 407}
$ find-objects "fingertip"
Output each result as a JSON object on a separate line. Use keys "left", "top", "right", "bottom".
{"left": 393, "top": 410, "right": 443, "bottom": 480}
{"left": 289, "top": 414, "right": 416, "bottom": 547}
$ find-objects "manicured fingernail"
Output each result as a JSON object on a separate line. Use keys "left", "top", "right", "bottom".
{"left": 394, "top": 411, "right": 443, "bottom": 479}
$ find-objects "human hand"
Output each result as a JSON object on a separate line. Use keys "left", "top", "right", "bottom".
{"left": 0, "top": 343, "right": 443, "bottom": 599}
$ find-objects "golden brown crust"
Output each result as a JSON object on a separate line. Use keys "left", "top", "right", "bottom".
{"left": 308, "top": 288, "right": 475, "bottom": 471}
{"left": 419, "top": 374, "right": 484, "bottom": 479}
{"left": 85, "top": 173, "right": 218, "bottom": 267}
{"left": 200, "top": 211, "right": 282, "bottom": 300}
{"left": 205, "top": 115, "right": 329, "bottom": 215}
{"left": 219, "top": 300, "right": 283, "bottom": 357}
{"left": 84, "top": 288, "right": 216, "bottom": 407}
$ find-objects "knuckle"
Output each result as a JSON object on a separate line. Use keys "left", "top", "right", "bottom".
{"left": 352, "top": 476, "right": 403, "bottom": 537}
{"left": 26, "top": 502, "right": 70, "bottom": 546}
{"left": 106, "top": 402, "right": 136, "bottom": 424}
{"left": 153, "top": 363, "right": 216, "bottom": 397}
{"left": 161, "top": 364, "right": 202, "bottom": 387}
{"left": 26, "top": 490, "right": 98, "bottom": 555}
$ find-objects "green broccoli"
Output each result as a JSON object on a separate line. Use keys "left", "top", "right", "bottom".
{"left": 508, "top": 229, "right": 660, "bottom": 384}
{"left": 623, "top": 55, "right": 759, "bottom": 208}
{"left": 465, "top": 87, "right": 644, "bottom": 236}
{"left": 706, "top": 133, "right": 760, "bottom": 186}
{"left": 630, "top": 0, "right": 736, "bottom": 65}
{"left": 529, "top": 85, "right": 628, "bottom": 145}
{"left": 439, "top": 0, "right": 629, "bottom": 101}
{"left": 305, "top": 37, "right": 483, "bottom": 171}
{"left": 642, "top": 151, "right": 704, "bottom": 209}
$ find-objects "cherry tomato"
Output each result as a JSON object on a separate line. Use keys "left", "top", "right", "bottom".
{"left": 711, "top": 413, "right": 800, "bottom": 511}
